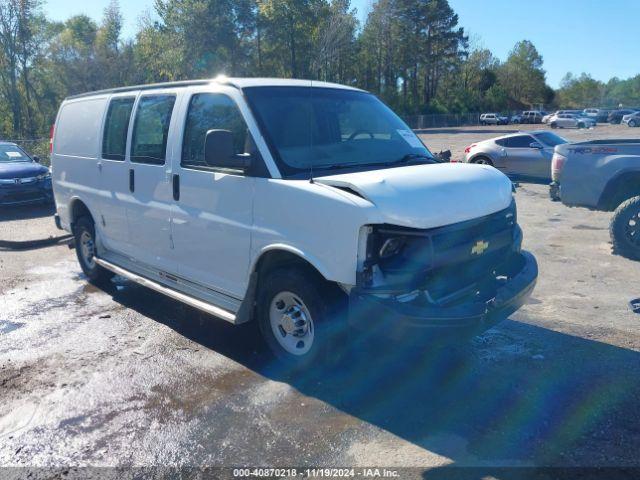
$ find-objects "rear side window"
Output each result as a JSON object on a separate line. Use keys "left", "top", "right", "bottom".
{"left": 181, "top": 93, "right": 250, "bottom": 169}
{"left": 131, "top": 95, "right": 176, "bottom": 165}
{"left": 102, "top": 97, "right": 134, "bottom": 161}
{"left": 506, "top": 135, "right": 534, "bottom": 148}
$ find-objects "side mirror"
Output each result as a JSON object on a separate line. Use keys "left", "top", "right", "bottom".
{"left": 529, "top": 142, "right": 543, "bottom": 149}
{"left": 33, "top": 156, "right": 40, "bottom": 163}
{"left": 204, "top": 129, "right": 252, "bottom": 170}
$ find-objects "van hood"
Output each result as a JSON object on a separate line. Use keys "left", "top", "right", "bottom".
{"left": 315, "top": 163, "right": 513, "bottom": 229}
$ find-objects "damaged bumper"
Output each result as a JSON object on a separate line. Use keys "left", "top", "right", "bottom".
{"left": 348, "top": 251, "right": 538, "bottom": 341}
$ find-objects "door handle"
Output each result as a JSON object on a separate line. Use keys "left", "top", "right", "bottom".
{"left": 172, "top": 174, "right": 180, "bottom": 201}
{"left": 129, "top": 169, "right": 135, "bottom": 193}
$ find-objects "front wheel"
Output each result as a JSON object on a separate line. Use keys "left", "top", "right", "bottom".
{"left": 629, "top": 120, "right": 637, "bottom": 127}
{"left": 73, "top": 217, "right": 114, "bottom": 286}
{"left": 610, "top": 196, "right": 640, "bottom": 261}
{"left": 550, "top": 122, "right": 558, "bottom": 129}
{"left": 257, "top": 267, "right": 345, "bottom": 367}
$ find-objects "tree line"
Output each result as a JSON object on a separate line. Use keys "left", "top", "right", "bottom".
{"left": 0, "top": 0, "right": 638, "bottom": 143}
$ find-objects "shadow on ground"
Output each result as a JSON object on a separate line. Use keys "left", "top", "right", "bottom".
{"left": 102, "top": 279, "right": 640, "bottom": 470}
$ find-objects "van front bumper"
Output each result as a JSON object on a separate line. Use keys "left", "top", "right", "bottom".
{"left": 348, "top": 251, "right": 538, "bottom": 341}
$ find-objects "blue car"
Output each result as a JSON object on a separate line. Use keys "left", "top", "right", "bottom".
{"left": 0, "top": 142, "right": 52, "bottom": 206}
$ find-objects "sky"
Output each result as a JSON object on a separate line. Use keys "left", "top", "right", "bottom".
{"left": 44, "top": 0, "right": 640, "bottom": 88}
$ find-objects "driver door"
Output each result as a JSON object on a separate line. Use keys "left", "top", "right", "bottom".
{"left": 505, "top": 134, "right": 546, "bottom": 177}
{"left": 169, "top": 89, "right": 257, "bottom": 300}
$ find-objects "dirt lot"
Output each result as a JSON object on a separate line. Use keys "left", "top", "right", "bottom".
{"left": 1, "top": 126, "right": 640, "bottom": 473}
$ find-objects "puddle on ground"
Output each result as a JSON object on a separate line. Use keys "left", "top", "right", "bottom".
{"left": 0, "top": 321, "right": 25, "bottom": 334}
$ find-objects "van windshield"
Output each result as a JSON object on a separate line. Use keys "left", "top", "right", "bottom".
{"left": 0, "top": 144, "right": 30, "bottom": 162}
{"left": 243, "top": 86, "right": 434, "bottom": 177}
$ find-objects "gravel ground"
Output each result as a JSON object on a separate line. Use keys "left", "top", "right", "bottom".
{"left": 1, "top": 127, "right": 640, "bottom": 473}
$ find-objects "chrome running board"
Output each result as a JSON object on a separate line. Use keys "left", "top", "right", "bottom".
{"left": 94, "top": 257, "right": 237, "bottom": 323}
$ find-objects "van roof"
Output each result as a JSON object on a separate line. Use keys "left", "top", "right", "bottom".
{"left": 65, "top": 77, "right": 366, "bottom": 100}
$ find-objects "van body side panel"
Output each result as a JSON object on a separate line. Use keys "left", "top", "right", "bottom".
{"left": 52, "top": 96, "right": 109, "bottom": 231}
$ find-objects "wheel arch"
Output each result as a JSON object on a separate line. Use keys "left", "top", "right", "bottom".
{"left": 597, "top": 170, "right": 640, "bottom": 211}
{"left": 68, "top": 197, "right": 94, "bottom": 231}
{"left": 235, "top": 245, "right": 336, "bottom": 325}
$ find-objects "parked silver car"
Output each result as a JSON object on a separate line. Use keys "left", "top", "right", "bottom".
{"left": 460, "top": 130, "right": 568, "bottom": 180}
{"left": 622, "top": 111, "right": 640, "bottom": 127}
{"left": 548, "top": 113, "right": 596, "bottom": 129}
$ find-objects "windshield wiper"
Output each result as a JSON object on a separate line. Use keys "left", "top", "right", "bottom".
{"left": 393, "top": 153, "right": 437, "bottom": 164}
{"left": 315, "top": 153, "right": 436, "bottom": 172}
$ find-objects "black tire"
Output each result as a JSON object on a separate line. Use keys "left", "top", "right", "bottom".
{"left": 550, "top": 122, "right": 558, "bottom": 129}
{"left": 73, "top": 216, "right": 114, "bottom": 286}
{"left": 472, "top": 156, "right": 493, "bottom": 166}
{"left": 629, "top": 120, "right": 637, "bottom": 127}
{"left": 257, "top": 266, "right": 346, "bottom": 368}
{"left": 578, "top": 122, "right": 585, "bottom": 129}
{"left": 610, "top": 196, "right": 640, "bottom": 261}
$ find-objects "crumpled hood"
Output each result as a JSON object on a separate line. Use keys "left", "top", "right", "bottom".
{"left": 315, "top": 163, "right": 514, "bottom": 229}
{"left": 0, "top": 161, "right": 47, "bottom": 180}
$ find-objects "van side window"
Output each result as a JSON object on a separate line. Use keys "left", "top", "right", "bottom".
{"left": 182, "top": 94, "right": 250, "bottom": 169}
{"left": 102, "top": 97, "right": 135, "bottom": 161}
{"left": 131, "top": 95, "right": 176, "bottom": 165}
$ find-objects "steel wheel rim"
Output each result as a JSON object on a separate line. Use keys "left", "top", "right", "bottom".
{"left": 80, "top": 230, "right": 96, "bottom": 269}
{"left": 625, "top": 208, "right": 640, "bottom": 245}
{"left": 269, "top": 291, "right": 314, "bottom": 356}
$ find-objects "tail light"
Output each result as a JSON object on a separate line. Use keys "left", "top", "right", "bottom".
{"left": 49, "top": 124, "right": 55, "bottom": 153}
{"left": 464, "top": 144, "right": 476, "bottom": 154}
{"left": 551, "top": 152, "right": 566, "bottom": 180}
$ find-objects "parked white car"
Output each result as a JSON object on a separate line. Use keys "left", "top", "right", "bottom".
{"left": 51, "top": 78, "right": 537, "bottom": 365}
{"left": 549, "top": 113, "right": 596, "bottom": 129}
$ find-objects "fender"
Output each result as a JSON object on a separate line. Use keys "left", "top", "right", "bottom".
{"left": 250, "top": 243, "right": 334, "bottom": 282}
{"left": 597, "top": 167, "right": 640, "bottom": 210}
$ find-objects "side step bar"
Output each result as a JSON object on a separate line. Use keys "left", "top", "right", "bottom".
{"left": 94, "top": 257, "right": 237, "bottom": 323}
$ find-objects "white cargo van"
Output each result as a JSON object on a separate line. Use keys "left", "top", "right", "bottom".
{"left": 51, "top": 77, "right": 537, "bottom": 365}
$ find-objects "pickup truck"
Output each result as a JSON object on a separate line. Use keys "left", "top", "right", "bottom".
{"left": 549, "top": 140, "right": 640, "bottom": 260}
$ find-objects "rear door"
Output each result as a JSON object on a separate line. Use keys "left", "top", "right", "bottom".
{"left": 125, "top": 92, "right": 180, "bottom": 273}
{"left": 98, "top": 95, "right": 135, "bottom": 254}
{"left": 505, "top": 134, "right": 545, "bottom": 176}
{"left": 170, "top": 88, "right": 257, "bottom": 299}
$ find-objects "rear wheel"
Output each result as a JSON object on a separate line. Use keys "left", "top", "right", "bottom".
{"left": 610, "top": 196, "right": 640, "bottom": 261}
{"left": 578, "top": 122, "right": 585, "bottom": 129}
{"left": 257, "top": 267, "right": 346, "bottom": 368}
{"left": 472, "top": 156, "right": 493, "bottom": 166}
{"left": 73, "top": 217, "right": 114, "bottom": 286}
{"left": 550, "top": 122, "right": 558, "bottom": 129}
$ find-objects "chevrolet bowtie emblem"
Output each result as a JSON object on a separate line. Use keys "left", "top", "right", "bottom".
{"left": 471, "top": 240, "right": 489, "bottom": 255}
